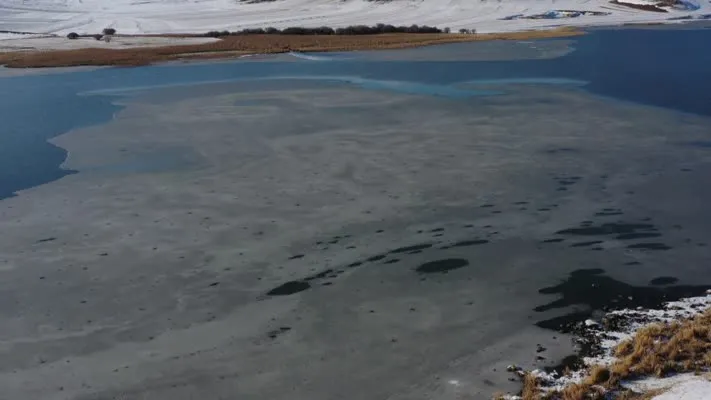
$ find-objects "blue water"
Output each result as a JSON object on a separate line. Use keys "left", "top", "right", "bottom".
{"left": 1, "top": 28, "right": 710, "bottom": 200}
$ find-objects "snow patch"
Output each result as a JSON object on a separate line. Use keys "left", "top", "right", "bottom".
{"left": 648, "top": 375, "right": 711, "bottom": 400}
{"left": 610, "top": 0, "right": 657, "bottom": 5}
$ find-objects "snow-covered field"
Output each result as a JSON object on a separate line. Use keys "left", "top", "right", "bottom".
{"left": 0, "top": 0, "right": 709, "bottom": 37}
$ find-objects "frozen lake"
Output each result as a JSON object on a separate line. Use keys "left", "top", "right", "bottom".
{"left": 1, "top": 27, "right": 711, "bottom": 400}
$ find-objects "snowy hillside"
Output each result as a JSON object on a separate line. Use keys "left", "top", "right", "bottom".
{"left": 0, "top": 0, "right": 709, "bottom": 36}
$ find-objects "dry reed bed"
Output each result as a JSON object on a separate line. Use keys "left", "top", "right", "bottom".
{"left": 0, "top": 28, "right": 582, "bottom": 68}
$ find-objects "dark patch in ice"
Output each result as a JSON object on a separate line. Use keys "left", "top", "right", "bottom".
{"left": 304, "top": 269, "right": 334, "bottom": 281}
{"left": 390, "top": 244, "right": 432, "bottom": 254}
{"left": 367, "top": 254, "right": 387, "bottom": 262}
{"left": 415, "top": 258, "right": 469, "bottom": 274}
{"left": 288, "top": 254, "right": 304, "bottom": 260}
{"left": 547, "top": 352, "right": 588, "bottom": 373}
{"left": 544, "top": 147, "right": 579, "bottom": 154}
{"left": 267, "top": 326, "right": 291, "bottom": 339}
{"left": 383, "top": 259, "right": 400, "bottom": 264}
{"left": 556, "top": 222, "right": 656, "bottom": 236}
{"left": 534, "top": 268, "right": 709, "bottom": 332}
{"left": 595, "top": 208, "right": 623, "bottom": 216}
{"left": 441, "top": 239, "right": 489, "bottom": 249}
{"left": 542, "top": 238, "right": 564, "bottom": 243}
{"left": 627, "top": 243, "right": 672, "bottom": 251}
{"left": 650, "top": 276, "right": 679, "bottom": 286}
{"left": 616, "top": 232, "right": 662, "bottom": 240}
{"left": 678, "top": 140, "right": 711, "bottom": 148}
{"left": 570, "top": 240, "right": 604, "bottom": 247}
{"left": 266, "top": 281, "right": 311, "bottom": 296}
{"left": 557, "top": 176, "right": 581, "bottom": 186}
{"left": 36, "top": 237, "right": 57, "bottom": 243}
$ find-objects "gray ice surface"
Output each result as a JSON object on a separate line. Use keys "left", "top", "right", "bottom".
{"left": 2, "top": 80, "right": 711, "bottom": 400}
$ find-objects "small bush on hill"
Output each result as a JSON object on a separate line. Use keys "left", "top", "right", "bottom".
{"left": 102, "top": 28, "right": 116, "bottom": 35}
{"left": 205, "top": 30, "right": 232, "bottom": 37}
{"left": 238, "top": 28, "right": 266, "bottom": 35}
{"left": 66, "top": 32, "right": 79, "bottom": 39}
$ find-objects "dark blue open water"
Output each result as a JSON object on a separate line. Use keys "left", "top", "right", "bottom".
{"left": 1, "top": 28, "right": 710, "bottom": 200}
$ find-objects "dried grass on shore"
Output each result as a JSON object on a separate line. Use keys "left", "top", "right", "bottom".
{"left": 513, "top": 309, "right": 711, "bottom": 400}
{"left": 0, "top": 28, "right": 581, "bottom": 68}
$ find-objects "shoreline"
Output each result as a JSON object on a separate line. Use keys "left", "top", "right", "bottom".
{"left": 0, "top": 28, "right": 582, "bottom": 69}
{"left": 499, "top": 290, "right": 711, "bottom": 400}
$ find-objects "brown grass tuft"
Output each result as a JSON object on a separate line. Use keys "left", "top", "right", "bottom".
{"left": 615, "top": 339, "right": 634, "bottom": 357}
{"left": 611, "top": 311, "right": 711, "bottom": 380}
{"left": 561, "top": 383, "right": 605, "bottom": 400}
{"left": 586, "top": 365, "right": 611, "bottom": 385}
{"left": 523, "top": 373, "right": 543, "bottom": 400}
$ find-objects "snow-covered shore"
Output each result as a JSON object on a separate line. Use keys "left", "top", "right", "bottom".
{"left": 503, "top": 291, "right": 711, "bottom": 399}
{"left": 0, "top": 0, "right": 710, "bottom": 39}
